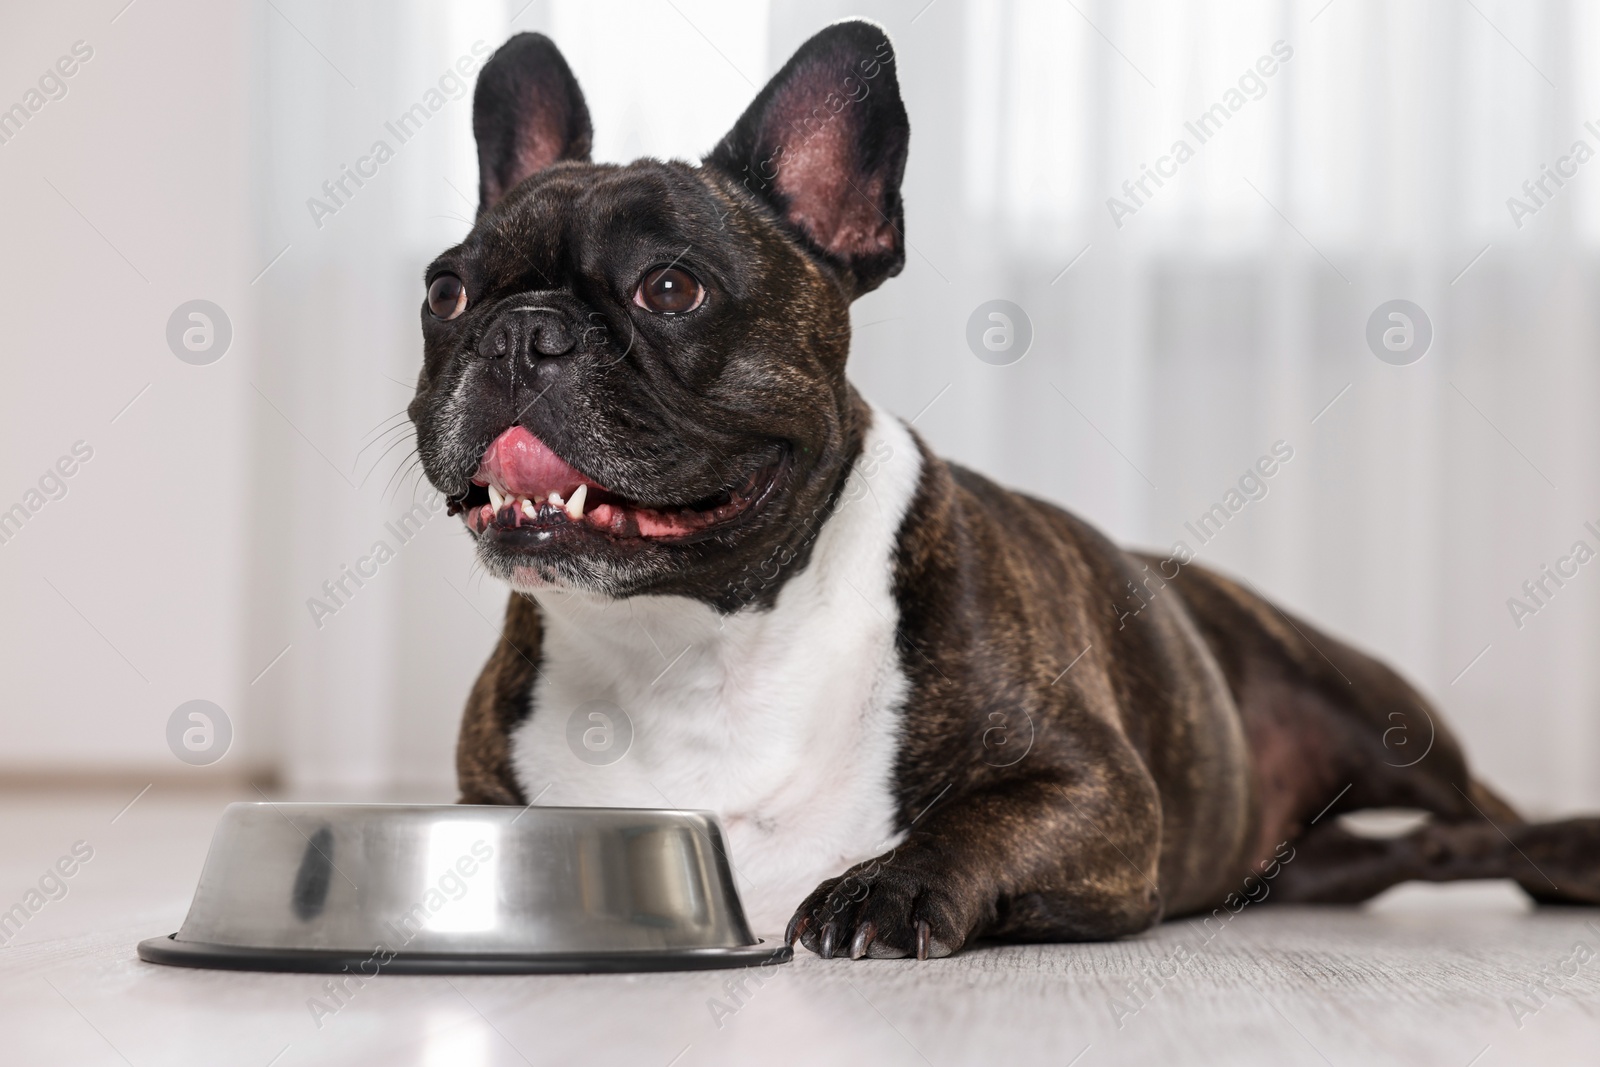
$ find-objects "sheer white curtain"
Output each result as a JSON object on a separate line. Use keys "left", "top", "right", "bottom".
{"left": 844, "top": 0, "right": 1600, "bottom": 812}
{"left": 253, "top": 0, "right": 1600, "bottom": 811}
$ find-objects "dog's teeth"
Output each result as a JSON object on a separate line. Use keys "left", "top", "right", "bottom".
{"left": 521, "top": 498, "right": 536, "bottom": 518}
{"left": 549, "top": 490, "right": 565, "bottom": 508}
{"left": 488, "top": 485, "right": 505, "bottom": 511}
{"left": 565, "top": 483, "right": 587, "bottom": 521}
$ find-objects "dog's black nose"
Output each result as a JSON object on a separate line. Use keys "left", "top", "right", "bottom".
{"left": 478, "top": 306, "right": 575, "bottom": 360}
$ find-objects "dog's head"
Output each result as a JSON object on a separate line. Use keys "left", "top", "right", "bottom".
{"left": 409, "top": 21, "right": 909, "bottom": 606}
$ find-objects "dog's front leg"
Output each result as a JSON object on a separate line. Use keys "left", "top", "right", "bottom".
{"left": 785, "top": 773, "right": 1164, "bottom": 959}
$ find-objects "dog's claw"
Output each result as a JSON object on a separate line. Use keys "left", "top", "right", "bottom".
{"left": 785, "top": 914, "right": 809, "bottom": 948}
{"left": 820, "top": 922, "right": 839, "bottom": 959}
{"left": 915, "top": 920, "right": 931, "bottom": 961}
{"left": 850, "top": 922, "right": 875, "bottom": 960}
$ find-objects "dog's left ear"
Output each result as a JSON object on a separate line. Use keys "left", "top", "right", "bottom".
{"left": 705, "top": 20, "right": 909, "bottom": 297}
{"left": 473, "top": 33, "right": 593, "bottom": 215}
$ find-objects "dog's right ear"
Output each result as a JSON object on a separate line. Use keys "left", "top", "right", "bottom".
{"left": 704, "top": 20, "right": 908, "bottom": 297}
{"left": 473, "top": 33, "right": 592, "bottom": 215}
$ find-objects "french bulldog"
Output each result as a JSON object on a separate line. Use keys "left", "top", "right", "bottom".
{"left": 409, "top": 21, "right": 1600, "bottom": 959}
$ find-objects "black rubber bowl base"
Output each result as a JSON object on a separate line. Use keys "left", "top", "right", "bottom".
{"left": 137, "top": 934, "right": 793, "bottom": 975}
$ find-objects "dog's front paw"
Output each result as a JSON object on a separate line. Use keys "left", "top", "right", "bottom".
{"left": 784, "top": 854, "right": 975, "bottom": 960}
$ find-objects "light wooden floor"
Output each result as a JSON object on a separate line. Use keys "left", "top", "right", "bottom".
{"left": 4, "top": 786, "right": 1599, "bottom": 1067}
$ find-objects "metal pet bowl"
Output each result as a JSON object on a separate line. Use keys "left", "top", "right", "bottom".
{"left": 137, "top": 803, "right": 791, "bottom": 974}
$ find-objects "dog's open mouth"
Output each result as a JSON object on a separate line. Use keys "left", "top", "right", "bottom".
{"left": 447, "top": 425, "right": 780, "bottom": 542}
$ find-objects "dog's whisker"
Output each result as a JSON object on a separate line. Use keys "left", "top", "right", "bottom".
{"left": 356, "top": 407, "right": 413, "bottom": 443}
{"left": 375, "top": 447, "right": 422, "bottom": 502}
{"left": 362, "top": 435, "right": 417, "bottom": 493}
{"left": 352, "top": 425, "right": 415, "bottom": 472}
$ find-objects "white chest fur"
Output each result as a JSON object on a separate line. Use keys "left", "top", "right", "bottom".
{"left": 508, "top": 407, "right": 923, "bottom": 932}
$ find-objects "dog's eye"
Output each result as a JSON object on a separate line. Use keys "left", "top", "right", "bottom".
{"left": 634, "top": 266, "right": 704, "bottom": 315}
{"left": 427, "top": 273, "right": 468, "bottom": 320}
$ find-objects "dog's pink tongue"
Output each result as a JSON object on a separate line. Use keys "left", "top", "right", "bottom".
{"left": 475, "top": 425, "right": 603, "bottom": 498}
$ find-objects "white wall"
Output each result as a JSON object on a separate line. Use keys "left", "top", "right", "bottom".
{"left": 0, "top": 0, "right": 255, "bottom": 777}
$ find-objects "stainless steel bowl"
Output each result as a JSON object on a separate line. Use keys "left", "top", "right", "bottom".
{"left": 138, "top": 803, "right": 791, "bottom": 974}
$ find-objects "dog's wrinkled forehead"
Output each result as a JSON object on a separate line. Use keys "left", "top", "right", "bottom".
{"left": 466, "top": 162, "right": 749, "bottom": 299}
